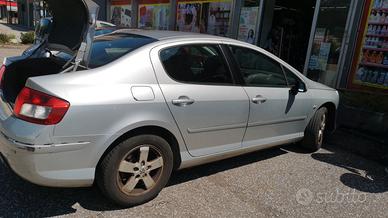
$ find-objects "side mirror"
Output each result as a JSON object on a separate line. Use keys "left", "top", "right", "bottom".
{"left": 290, "top": 84, "right": 299, "bottom": 96}
{"left": 290, "top": 81, "right": 307, "bottom": 96}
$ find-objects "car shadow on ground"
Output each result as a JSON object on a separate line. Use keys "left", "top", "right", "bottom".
{"left": 310, "top": 144, "right": 388, "bottom": 194}
{"left": 0, "top": 147, "right": 287, "bottom": 217}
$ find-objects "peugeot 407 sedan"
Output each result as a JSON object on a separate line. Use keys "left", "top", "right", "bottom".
{"left": 0, "top": 0, "right": 339, "bottom": 207}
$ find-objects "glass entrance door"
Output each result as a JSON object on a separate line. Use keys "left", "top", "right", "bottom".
{"left": 304, "top": 0, "right": 353, "bottom": 87}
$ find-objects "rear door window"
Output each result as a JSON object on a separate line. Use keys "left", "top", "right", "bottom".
{"left": 89, "top": 33, "right": 157, "bottom": 68}
{"left": 160, "top": 44, "right": 234, "bottom": 85}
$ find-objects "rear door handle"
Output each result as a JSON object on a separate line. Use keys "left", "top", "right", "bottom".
{"left": 172, "top": 96, "right": 195, "bottom": 107}
{"left": 252, "top": 95, "right": 267, "bottom": 104}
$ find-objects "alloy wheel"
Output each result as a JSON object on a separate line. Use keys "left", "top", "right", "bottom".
{"left": 117, "top": 145, "right": 164, "bottom": 196}
{"left": 317, "top": 113, "right": 326, "bottom": 145}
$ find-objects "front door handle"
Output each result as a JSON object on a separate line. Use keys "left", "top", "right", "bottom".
{"left": 172, "top": 96, "right": 195, "bottom": 107}
{"left": 252, "top": 95, "right": 267, "bottom": 104}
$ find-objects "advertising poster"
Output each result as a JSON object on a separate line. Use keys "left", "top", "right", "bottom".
{"left": 237, "top": 7, "right": 259, "bottom": 44}
{"left": 176, "top": 0, "right": 232, "bottom": 37}
{"left": 110, "top": 0, "right": 132, "bottom": 27}
{"left": 348, "top": 0, "right": 388, "bottom": 92}
{"left": 138, "top": 1, "right": 170, "bottom": 30}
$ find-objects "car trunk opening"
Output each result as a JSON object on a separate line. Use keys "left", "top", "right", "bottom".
{"left": 2, "top": 58, "right": 66, "bottom": 105}
{"left": 1, "top": 32, "right": 157, "bottom": 106}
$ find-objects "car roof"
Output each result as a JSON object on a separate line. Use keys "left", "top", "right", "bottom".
{"left": 113, "top": 29, "right": 227, "bottom": 41}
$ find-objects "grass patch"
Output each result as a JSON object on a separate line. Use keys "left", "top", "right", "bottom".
{"left": 20, "top": 32, "right": 35, "bottom": 44}
{"left": 0, "top": 33, "right": 12, "bottom": 44}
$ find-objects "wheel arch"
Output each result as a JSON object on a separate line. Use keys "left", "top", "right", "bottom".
{"left": 96, "top": 125, "right": 182, "bottom": 174}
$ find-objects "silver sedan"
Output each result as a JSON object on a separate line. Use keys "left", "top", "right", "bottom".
{"left": 0, "top": 0, "right": 339, "bottom": 207}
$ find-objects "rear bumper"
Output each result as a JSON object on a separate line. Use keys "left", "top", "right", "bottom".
{"left": 0, "top": 93, "right": 98, "bottom": 187}
{"left": 0, "top": 131, "right": 95, "bottom": 187}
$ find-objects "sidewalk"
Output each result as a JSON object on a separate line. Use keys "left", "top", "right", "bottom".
{"left": 0, "top": 21, "right": 33, "bottom": 43}
{"left": 0, "top": 45, "right": 29, "bottom": 63}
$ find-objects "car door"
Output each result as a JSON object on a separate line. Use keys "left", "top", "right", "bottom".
{"left": 150, "top": 42, "right": 250, "bottom": 157}
{"left": 226, "top": 44, "right": 310, "bottom": 148}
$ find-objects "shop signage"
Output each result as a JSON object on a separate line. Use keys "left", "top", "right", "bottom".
{"left": 110, "top": 0, "right": 132, "bottom": 27}
{"left": 138, "top": 0, "right": 170, "bottom": 30}
{"left": 176, "top": 0, "right": 232, "bottom": 37}
{"left": 237, "top": 6, "right": 259, "bottom": 44}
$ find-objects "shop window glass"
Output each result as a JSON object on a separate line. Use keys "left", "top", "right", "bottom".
{"left": 110, "top": 0, "right": 132, "bottom": 27}
{"left": 176, "top": 0, "right": 232, "bottom": 37}
{"left": 138, "top": 0, "right": 170, "bottom": 30}
{"left": 229, "top": 45, "right": 287, "bottom": 87}
{"left": 160, "top": 44, "right": 233, "bottom": 85}
{"left": 350, "top": 0, "right": 388, "bottom": 91}
{"left": 237, "top": 0, "right": 260, "bottom": 45}
{"left": 306, "top": 0, "right": 352, "bottom": 87}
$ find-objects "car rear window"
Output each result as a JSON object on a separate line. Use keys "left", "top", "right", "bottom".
{"left": 89, "top": 33, "right": 157, "bottom": 68}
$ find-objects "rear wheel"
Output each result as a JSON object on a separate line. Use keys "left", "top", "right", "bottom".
{"left": 97, "top": 135, "right": 173, "bottom": 207}
{"left": 301, "top": 107, "right": 328, "bottom": 152}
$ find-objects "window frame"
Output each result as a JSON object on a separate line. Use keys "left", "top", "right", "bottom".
{"left": 225, "top": 44, "right": 290, "bottom": 88}
{"left": 281, "top": 64, "right": 308, "bottom": 92}
{"left": 158, "top": 43, "right": 238, "bottom": 86}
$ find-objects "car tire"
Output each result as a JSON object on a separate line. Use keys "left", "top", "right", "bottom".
{"left": 301, "top": 107, "right": 328, "bottom": 152}
{"left": 97, "top": 134, "right": 174, "bottom": 207}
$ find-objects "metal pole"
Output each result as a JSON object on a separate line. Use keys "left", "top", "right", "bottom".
{"left": 7, "top": 0, "right": 11, "bottom": 24}
{"left": 303, "top": 0, "right": 322, "bottom": 75}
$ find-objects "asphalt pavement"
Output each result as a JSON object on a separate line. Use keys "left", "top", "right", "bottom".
{"left": 0, "top": 143, "right": 387, "bottom": 218}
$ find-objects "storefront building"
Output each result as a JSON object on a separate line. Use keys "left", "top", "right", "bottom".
{"left": 0, "top": 0, "right": 17, "bottom": 22}
{"left": 15, "top": 0, "right": 388, "bottom": 94}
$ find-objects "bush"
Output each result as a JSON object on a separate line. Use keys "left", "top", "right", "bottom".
{"left": 0, "top": 33, "right": 11, "bottom": 44}
{"left": 20, "top": 32, "right": 35, "bottom": 44}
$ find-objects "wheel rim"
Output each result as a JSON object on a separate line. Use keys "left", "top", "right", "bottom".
{"left": 117, "top": 145, "right": 164, "bottom": 196}
{"left": 317, "top": 113, "right": 327, "bottom": 145}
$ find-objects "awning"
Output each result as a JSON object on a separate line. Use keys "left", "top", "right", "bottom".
{"left": 0, "top": 1, "right": 18, "bottom": 7}
{"left": 0, "top": 1, "right": 17, "bottom": 11}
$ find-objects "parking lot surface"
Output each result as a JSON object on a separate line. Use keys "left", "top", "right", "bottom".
{"left": 0, "top": 143, "right": 387, "bottom": 218}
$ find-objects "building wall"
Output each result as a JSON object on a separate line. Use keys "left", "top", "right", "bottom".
{"left": 94, "top": 0, "right": 107, "bottom": 20}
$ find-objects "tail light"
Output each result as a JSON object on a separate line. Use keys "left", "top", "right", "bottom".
{"left": 14, "top": 87, "right": 70, "bottom": 125}
{"left": 0, "top": 65, "right": 5, "bottom": 89}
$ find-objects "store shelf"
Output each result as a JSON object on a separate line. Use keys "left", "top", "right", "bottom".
{"left": 366, "top": 33, "right": 388, "bottom": 37}
{"left": 360, "top": 62, "right": 388, "bottom": 69}
{"left": 363, "top": 47, "right": 388, "bottom": 52}
{"left": 372, "top": 7, "right": 388, "bottom": 12}
{"left": 368, "top": 22, "right": 388, "bottom": 25}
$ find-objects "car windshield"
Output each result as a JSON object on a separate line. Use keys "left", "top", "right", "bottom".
{"left": 88, "top": 33, "right": 157, "bottom": 68}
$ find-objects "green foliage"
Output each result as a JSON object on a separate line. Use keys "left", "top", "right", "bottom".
{"left": 20, "top": 32, "right": 35, "bottom": 44}
{"left": 0, "top": 33, "right": 11, "bottom": 44}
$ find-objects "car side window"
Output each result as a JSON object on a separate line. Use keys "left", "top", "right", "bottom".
{"left": 283, "top": 66, "right": 306, "bottom": 90}
{"left": 160, "top": 44, "right": 233, "bottom": 85}
{"left": 229, "top": 45, "right": 287, "bottom": 87}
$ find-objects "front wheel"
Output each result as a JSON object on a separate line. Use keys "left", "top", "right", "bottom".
{"left": 97, "top": 135, "right": 174, "bottom": 207}
{"left": 301, "top": 107, "right": 328, "bottom": 152}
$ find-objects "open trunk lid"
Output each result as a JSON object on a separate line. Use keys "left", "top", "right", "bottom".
{"left": 27, "top": 0, "right": 99, "bottom": 66}
{"left": 0, "top": 0, "right": 99, "bottom": 107}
